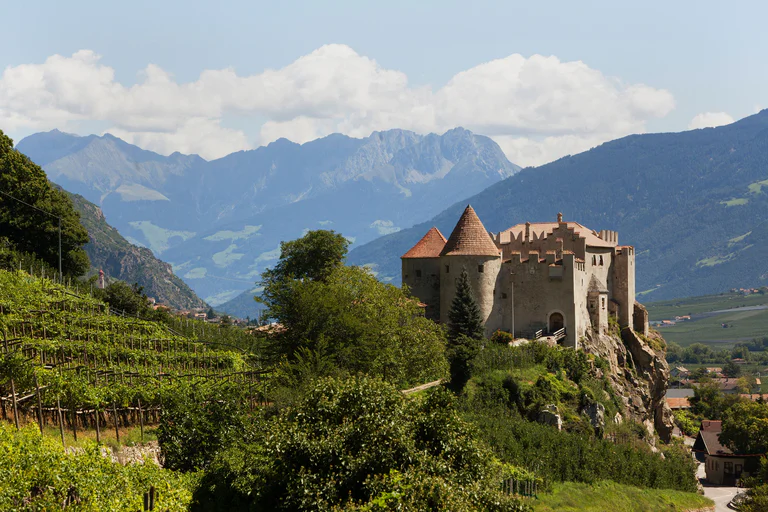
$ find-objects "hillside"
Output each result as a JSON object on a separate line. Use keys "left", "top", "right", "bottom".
{"left": 0, "top": 269, "right": 253, "bottom": 431}
{"left": 349, "top": 109, "right": 768, "bottom": 301}
{"left": 18, "top": 128, "right": 520, "bottom": 306}
{"left": 65, "top": 190, "right": 206, "bottom": 310}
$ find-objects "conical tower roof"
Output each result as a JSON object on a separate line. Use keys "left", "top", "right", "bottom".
{"left": 440, "top": 205, "right": 500, "bottom": 257}
{"left": 402, "top": 227, "right": 447, "bottom": 258}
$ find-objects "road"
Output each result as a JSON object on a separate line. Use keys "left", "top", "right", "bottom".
{"left": 697, "top": 462, "right": 741, "bottom": 512}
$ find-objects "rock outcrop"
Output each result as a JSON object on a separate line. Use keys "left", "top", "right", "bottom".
{"left": 581, "top": 326, "right": 674, "bottom": 443}
{"left": 537, "top": 404, "right": 563, "bottom": 431}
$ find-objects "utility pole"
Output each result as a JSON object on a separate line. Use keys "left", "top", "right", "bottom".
{"left": 58, "top": 216, "right": 62, "bottom": 281}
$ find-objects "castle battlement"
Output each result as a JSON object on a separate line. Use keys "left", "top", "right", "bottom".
{"left": 402, "top": 207, "right": 643, "bottom": 348}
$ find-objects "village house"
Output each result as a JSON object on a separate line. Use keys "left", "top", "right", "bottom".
{"left": 402, "top": 207, "right": 647, "bottom": 347}
{"left": 670, "top": 366, "right": 690, "bottom": 379}
{"left": 693, "top": 420, "right": 750, "bottom": 485}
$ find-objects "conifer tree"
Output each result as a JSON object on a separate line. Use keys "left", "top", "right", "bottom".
{"left": 448, "top": 267, "right": 484, "bottom": 340}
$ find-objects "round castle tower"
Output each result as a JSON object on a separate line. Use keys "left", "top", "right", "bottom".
{"left": 439, "top": 205, "right": 501, "bottom": 333}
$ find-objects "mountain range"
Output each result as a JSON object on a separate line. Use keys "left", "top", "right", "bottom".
{"left": 348, "top": 110, "right": 768, "bottom": 302}
{"left": 65, "top": 190, "right": 207, "bottom": 310}
{"left": 17, "top": 128, "right": 519, "bottom": 312}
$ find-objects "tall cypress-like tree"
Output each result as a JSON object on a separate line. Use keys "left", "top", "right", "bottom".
{"left": 448, "top": 267, "right": 484, "bottom": 340}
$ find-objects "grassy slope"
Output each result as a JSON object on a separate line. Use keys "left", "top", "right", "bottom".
{"left": 533, "top": 481, "right": 713, "bottom": 512}
{"left": 646, "top": 292, "right": 768, "bottom": 347}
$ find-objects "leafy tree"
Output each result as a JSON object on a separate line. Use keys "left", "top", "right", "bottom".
{"left": 0, "top": 130, "right": 89, "bottom": 276}
{"left": 267, "top": 229, "right": 349, "bottom": 282}
{"left": 192, "top": 376, "right": 530, "bottom": 511}
{"left": 157, "top": 381, "right": 250, "bottom": 472}
{"left": 723, "top": 360, "right": 742, "bottom": 378}
{"left": 258, "top": 229, "right": 349, "bottom": 320}
{"left": 95, "top": 280, "right": 149, "bottom": 316}
{"left": 720, "top": 402, "right": 768, "bottom": 455}
{"left": 264, "top": 265, "right": 447, "bottom": 388}
{"left": 688, "top": 381, "right": 734, "bottom": 419}
{"left": 448, "top": 267, "right": 484, "bottom": 340}
{"left": 206, "top": 307, "right": 215, "bottom": 319}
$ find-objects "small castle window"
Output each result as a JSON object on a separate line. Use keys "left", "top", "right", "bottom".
{"left": 502, "top": 292, "right": 508, "bottom": 299}
{"left": 599, "top": 255, "right": 604, "bottom": 266}
{"left": 478, "top": 264, "right": 484, "bottom": 273}
{"left": 592, "top": 255, "right": 597, "bottom": 265}
{"left": 445, "top": 265, "right": 450, "bottom": 274}
{"left": 601, "top": 297, "right": 606, "bottom": 309}
{"left": 415, "top": 269, "right": 422, "bottom": 278}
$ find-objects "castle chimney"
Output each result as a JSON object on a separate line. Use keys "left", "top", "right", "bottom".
{"left": 557, "top": 212, "right": 563, "bottom": 223}
{"left": 525, "top": 222, "right": 531, "bottom": 242}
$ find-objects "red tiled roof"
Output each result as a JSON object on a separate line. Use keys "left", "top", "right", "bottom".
{"left": 440, "top": 205, "right": 501, "bottom": 257}
{"left": 402, "top": 227, "right": 447, "bottom": 259}
{"left": 666, "top": 397, "right": 690, "bottom": 409}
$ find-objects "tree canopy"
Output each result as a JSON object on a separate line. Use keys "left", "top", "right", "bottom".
{"left": 0, "top": 130, "right": 89, "bottom": 276}
{"left": 720, "top": 401, "right": 768, "bottom": 455}
{"left": 266, "top": 265, "right": 447, "bottom": 388}
{"left": 192, "top": 376, "right": 530, "bottom": 511}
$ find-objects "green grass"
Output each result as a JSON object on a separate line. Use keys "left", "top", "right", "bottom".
{"left": 533, "top": 481, "right": 713, "bottom": 512}
{"left": 748, "top": 178, "right": 768, "bottom": 194}
{"left": 655, "top": 308, "right": 768, "bottom": 347}
{"left": 39, "top": 423, "right": 158, "bottom": 449}
{"left": 645, "top": 292, "right": 768, "bottom": 347}
{"left": 721, "top": 197, "right": 749, "bottom": 206}
{"left": 645, "top": 292, "right": 768, "bottom": 319}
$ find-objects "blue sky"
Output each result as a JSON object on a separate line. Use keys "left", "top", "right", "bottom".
{"left": 1, "top": 0, "right": 765, "bottom": 165}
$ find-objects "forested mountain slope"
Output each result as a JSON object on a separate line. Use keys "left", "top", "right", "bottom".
{"left": 349, "top": 110, "right": 768, "bottom": 301}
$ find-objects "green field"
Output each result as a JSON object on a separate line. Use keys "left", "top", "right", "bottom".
{"left": 533, "top": 481, "right": 713, "bottom": 512}
{"left": 645, "top": 292, "right": 768, "bottom": 347}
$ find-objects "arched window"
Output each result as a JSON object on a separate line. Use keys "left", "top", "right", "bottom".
{"left": 599, "top": 255, "right": 604, "bottom": 266}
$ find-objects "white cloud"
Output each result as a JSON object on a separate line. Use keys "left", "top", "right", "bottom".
{"left": 0, "top": 45, "right": 675, "bottom": 165}
{"left": 688, "top": 112, "right": 734, "bottom": 130}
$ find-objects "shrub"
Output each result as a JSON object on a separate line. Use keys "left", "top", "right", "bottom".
{"left": 491, "top": 330, "right": 515, "bottom": 345}
{"left": 192, "top": 376, "right": 531, "bottom": 511}
{"left": 157, "top": 381, "right": 251, "bottom": 472}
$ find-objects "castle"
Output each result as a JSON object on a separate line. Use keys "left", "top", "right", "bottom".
{"left": 401, "top": 206, "right": 648, "bottom": 348}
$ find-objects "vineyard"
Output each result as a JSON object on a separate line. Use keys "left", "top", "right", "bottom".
{"left": 0, "top": 269, "right": 265, "bottom": 444}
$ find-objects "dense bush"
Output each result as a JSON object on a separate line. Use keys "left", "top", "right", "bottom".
{"left": 192, "top": 376, "right": 531, "bottom": 511}
{"left": 467, "top": 343, "right": 619, "bottom": 428}
{"left": 463, "top": 403, "right": 698, "bottom": 492}
{"left": 157, "top": 381, "right": 251, "bottom": 472}
{"left": 0, "top": 423, "right": 195, "bottom": 510}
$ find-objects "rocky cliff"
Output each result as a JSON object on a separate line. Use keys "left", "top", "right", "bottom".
{"left": 66, "top": 191, "right": 207, "bottom": 310}
{"left": 582, "top": 326, "right": 674, "bottom": 443}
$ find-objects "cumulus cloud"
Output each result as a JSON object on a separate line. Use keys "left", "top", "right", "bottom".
{"left": 688, "top": 112, "right": 734, "bottom": 130}
{"left": 0, "top": 45, "right": 675, "bottom": 165}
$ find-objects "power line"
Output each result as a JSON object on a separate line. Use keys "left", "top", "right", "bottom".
{"left": 0, "top": 189, "right": 60, "bottom": 219}
{"left": 0, "top": 188, "right": 63, "bottom": 279}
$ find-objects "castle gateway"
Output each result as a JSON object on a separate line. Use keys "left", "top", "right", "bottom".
{"left": 401, "top": 206, "right": 648, "bottom": 348}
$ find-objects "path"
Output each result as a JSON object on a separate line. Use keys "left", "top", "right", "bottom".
{"left": 401, "top": 379, "right": 443, "bottom": 395}
{"left": 697, "top": 463, "right": 741, "bottom": 512}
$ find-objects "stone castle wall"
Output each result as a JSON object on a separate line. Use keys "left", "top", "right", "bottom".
{"left": 402, "top": 258, "right": 442, "bottom": 321}
{"left": 439, "top": 254, "right": 501, "bottom": 336}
